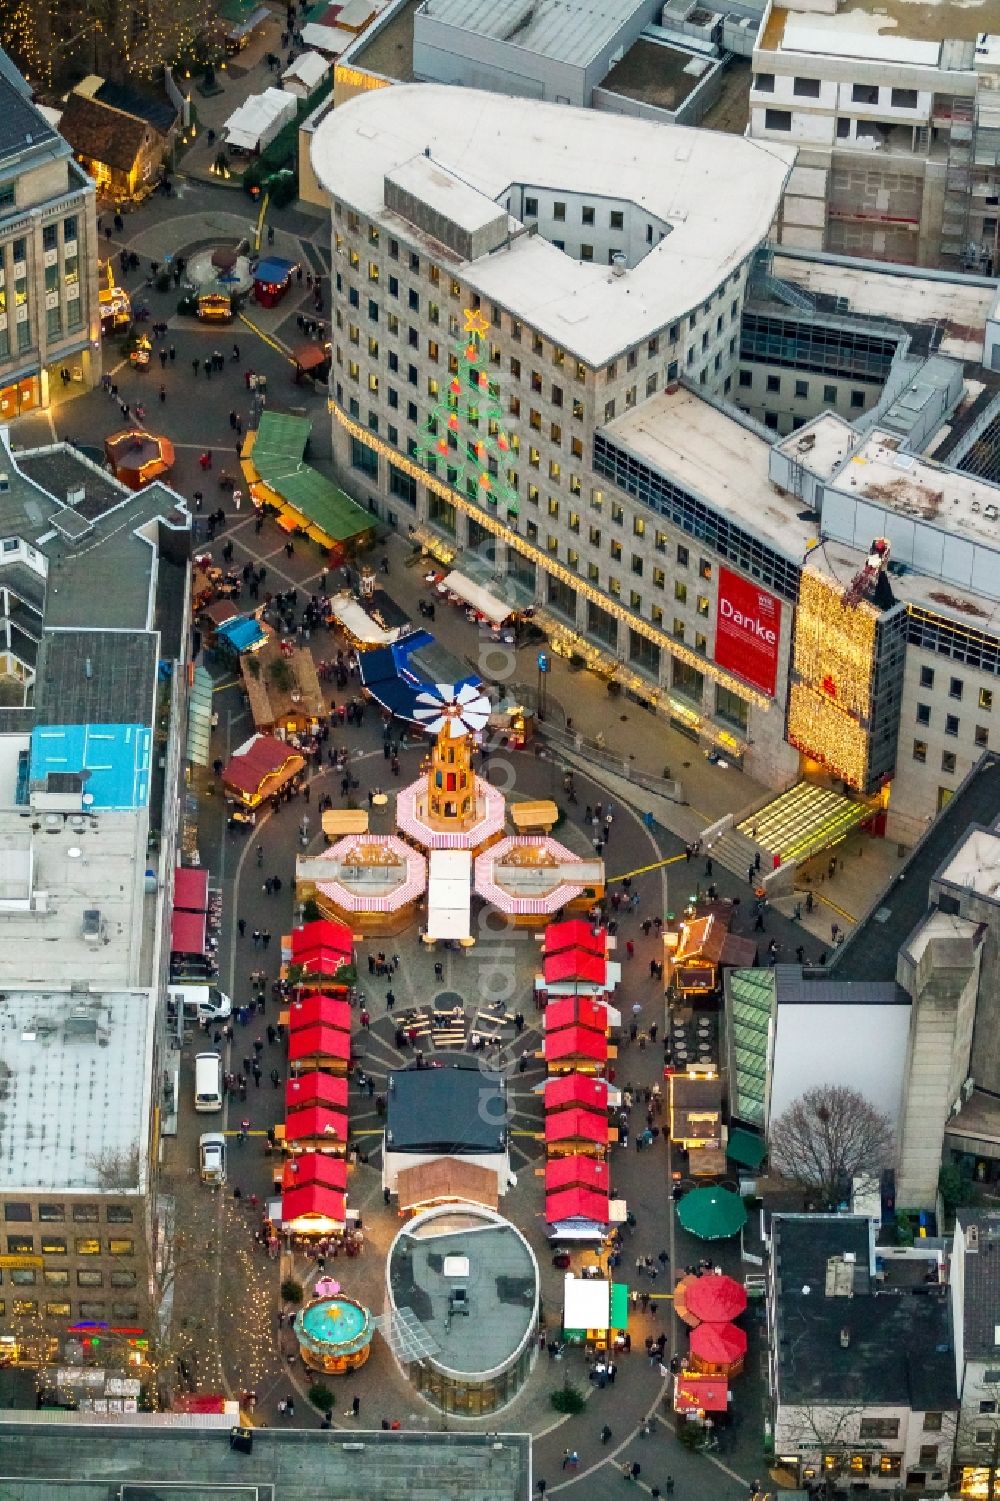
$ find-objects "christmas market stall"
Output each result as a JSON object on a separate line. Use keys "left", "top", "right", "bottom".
{"left": 221, "top": 734, "right": 305, "bottom": 809}
{"left": 104, "top": 429, "right": 174, "bottom": 489}
{"left": 252, "top": 255, "right": 299, "bottom": 308}
{"left": 241, "top": 412, "right": 373, "bottom": 559}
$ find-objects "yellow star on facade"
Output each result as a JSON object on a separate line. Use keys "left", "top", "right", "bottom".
{"left": 463, "top": 306, "right": 490, "bottom": 339}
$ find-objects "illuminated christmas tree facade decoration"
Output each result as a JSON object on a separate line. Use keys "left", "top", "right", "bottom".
{"left": 413, "top": 307, "right": 519, "bottom": 517}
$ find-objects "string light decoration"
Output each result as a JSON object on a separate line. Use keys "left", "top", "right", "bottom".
{"left": 8, "top": 0, "right": 208, "bottom": 89}
{"left": 412, "top": 307, "right": 520, "bottom": 518}
{"left": 333, "top": 406, "right": 771, "bottom": 711}
{"left": 787, "top": 568, "right": 879, "bottom": 789}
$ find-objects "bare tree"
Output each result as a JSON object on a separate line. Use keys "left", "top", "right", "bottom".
{"left": 768, "top": 1085, "right": 893, "bottom": 1207}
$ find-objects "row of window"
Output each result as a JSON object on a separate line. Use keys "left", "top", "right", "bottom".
{"left": 741, "top": 313, "right": 897, "bottom": 384}
{"left": 522, "top": 196, "right": 628, "bottom": 231}
{"left": 913, "top": 740, "right": 963, "bottom": 774}
{"left": 738, "top": 368, "right": 867, "bottom": 407}
{"left": 7, "top": 1234, "right": 134, "bottom": 1255}
{"left": 1, "top": 1265, "right": 136, "bottom": 1286}
{"left": 911, "top": 614, "right": 1000, "bottom": 678}
{"left": 3, "top": 1201, "right": 133, "bottom": 1222}
{"left": 755, "top": 75, "right": 920, "bottom": 111}
{"left": 0, "top": 1299, "right": 139, "bottom": 1320}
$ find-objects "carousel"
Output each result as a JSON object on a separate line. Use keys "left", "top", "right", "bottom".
{"left": 294, "top": 1285, "right": 373, "bottom": 1375}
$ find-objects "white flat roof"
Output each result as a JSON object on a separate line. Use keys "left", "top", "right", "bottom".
{"left": 778, "top": 413, "right": 858, "bottom": 481}
{"left": 0, "top": 987, "right": 155, "bottom": 1192}
{"left": 605, "top": 386, "right": 811, "bottom": 559}
{"left": 311, "top": 84, "right": 796, "bottom": 364}
{"left": 781, "top": 11, "right": 941, "bottom": 66}
{"left": 0, "top": 809, "right": 150, "bottom": 988}
{"left": 939, "top": 829, "right": 1000, "bottom": 901}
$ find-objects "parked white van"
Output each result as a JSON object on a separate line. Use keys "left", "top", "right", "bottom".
{"left": 169, "top": 985, "right": 233, "bottom": 1024}
{"left": 194, "top": 1052, "right": 223, "bottom": 1112}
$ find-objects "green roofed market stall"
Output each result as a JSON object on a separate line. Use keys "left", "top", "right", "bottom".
{"left": 243, "top": 412, "right": 374, "bottom": 558}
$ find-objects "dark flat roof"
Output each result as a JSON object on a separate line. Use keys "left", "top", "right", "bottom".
{"left": 956, "top": 1211, "right": 1000, "bottom": 1360}
{"left": 772, "top": 1215, "right": 957, "bottom": 1411}
{"left": 831, "top": 751, "right": 1000, "bottom": 983}
{"left": 775, "top": 970, "right": 908, "bottom": 1006}
{"left": 0, "top": 1420, "right": 531, "bottom": 1500}
{"left": 34, "top": 630, "right": 158, "bottom": 728}
{"left": 386, "top": 1061, "right": 507, "bottom": 1154}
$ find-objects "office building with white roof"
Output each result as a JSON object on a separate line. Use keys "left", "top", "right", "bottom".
{"left": 313, "top": 83, "right": 1000, "bottom": 841}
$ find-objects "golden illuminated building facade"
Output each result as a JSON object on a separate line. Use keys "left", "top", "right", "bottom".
{"left": 788, "top": 570, "right": 879, "bottom": 791}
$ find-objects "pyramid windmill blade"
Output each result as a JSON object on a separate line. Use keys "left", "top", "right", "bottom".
{"left": 415, "top": 689, "right": 444, "bottom": 709}
{"left": 455, "top": 682, "right": 483, "bottom": 705}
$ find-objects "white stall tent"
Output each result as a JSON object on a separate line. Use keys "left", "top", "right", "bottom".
{"left": 282, "top": 50, "right": 331, "bottom": 98}
{"left": 224, "top": 89, "right": 296, "bottom": 152}
{"left": 440, "top": 569, "right": 515, "bottom": 625}
{"left": 426, "top": 849, "right": 472, "bottom": 942}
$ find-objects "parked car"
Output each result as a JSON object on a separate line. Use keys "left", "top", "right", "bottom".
{"left": 199, "top": 1132, "right": 227, "bottom": 1185}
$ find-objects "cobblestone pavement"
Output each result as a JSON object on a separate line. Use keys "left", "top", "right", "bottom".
{"left": 4, "top": 179, "right": 880, "bottom": 1500}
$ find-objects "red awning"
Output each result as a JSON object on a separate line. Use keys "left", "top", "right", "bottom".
{"left": 684, "top": 1273, "right": 748, "bottom": 1324}
{"left": 689, "top": 1322, "right": 748, "bottom": 1364}
{"left": 545, "top": 995, "right": 609, "bottom": 1033}
{"left": 544, "top": 1108, "right": 609, "bottom": 1145}
{"left": 223, "top": 734, "right": 303, "bottom": 796}
{"left": 288, "top": 1024, "right": 351, "bottom": 1064}
{"left": 545, "top": 1156, "right": 609, "bottom": 1193}
{"left": 674, "top": 1374, "right": 729, "bottom": 1413}
{"left": 544, "top": 1074, "right": 609, "bottom": 1112}
{"left": 281, "top": 1152, "right": 348, "bottom": 1192}
{"left": 544, "top": 1024, "right": 608, "bottom": 1063}
{"left": 288, "top": 994, "right": 352, "bottom": 1033}
{"left": 173, "top": 1393, "right": 229, "bottom": 1413}
{"left": 281, "top": 1184, "right": 347, "bottom": 1226}
{"left": 174, "top": 866, "right": 208, "bottom": 912}
{"left": 544, "top": 949, "right": 607, "bottom": 986}
{"left": 543, "top": 919, "right": 606, "bottom": 957}
{"left": 170, "top": 907, "right": 207, "bottom": 955}
{"left": 285, "top": 1073, "right": 349, "bottom": 1114}
{"left": 291, "top": 918, "right": 353, "bottom": 963}
{"left": 283, "top": 1106, "right": 348, "bottom": 1144}
{"left": 545, "top": 1186, "right": 610, "bottom": 1224}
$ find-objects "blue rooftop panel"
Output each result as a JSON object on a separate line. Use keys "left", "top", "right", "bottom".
{"left": 29, "top": 723, "right": 152, "bottom": 809}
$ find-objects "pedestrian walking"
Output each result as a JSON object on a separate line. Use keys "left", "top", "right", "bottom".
{"left": 270, "top": 1068, "right": 280, "bottom": 1088}
{"left": 238, "top": 917, "right": 246, "bottom": 937}
{"left": 600, "top": 1424, "right": 613, "bottom": 1444}
{"left": 262, "top": 929, "right": 271, "bottom": 949}
{"left": 192, "top": 358, "right": 200, "bottom": 377}
{"left": 252, "top": 928, "right": 261, "bottom": 947}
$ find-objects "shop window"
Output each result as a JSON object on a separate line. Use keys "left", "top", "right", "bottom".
{"left": 78, "top": 1302, "right": 105, "bottom": 1319}
{"left": 111, "top": 1269, "right": 136, "bottom": 1288}
{"left": 46, "top": 1300, "right": 71, "bottom": 1318}
{"left": 75, "top": 1239, "right": 100, "bottom": 1256}
{"left": 108, "top": 1239, "right": 134, "bottom": 1257}
{"left": 40, "top": 1237, "right": 66, "bottom": 1255}
{"left": 43, "top": 1269, "right": 69, "bottom": 1286}
{"left": 4, "top": 1204, "right": 31, "bottom": 1222}
{"left": 38, "top": 1204, "right": 64, "bottom": 1223}
{"left": 7, "top": 1236, "right": 33, "bottom": 1254}
{"left": 11, "top": 1269, "right": 35, "bottom": 1285}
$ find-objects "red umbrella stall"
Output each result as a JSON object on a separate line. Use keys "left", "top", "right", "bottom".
{"left": 684, "top": 1273, "right": 748, "bottom": 1325}
{"left": 688, "top": 1320, "right": 748, "bottom": 1377}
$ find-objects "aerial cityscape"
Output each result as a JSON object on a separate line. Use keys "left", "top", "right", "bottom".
{"left": 0, "top": 0, "right": 999, "bottom": 1496}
